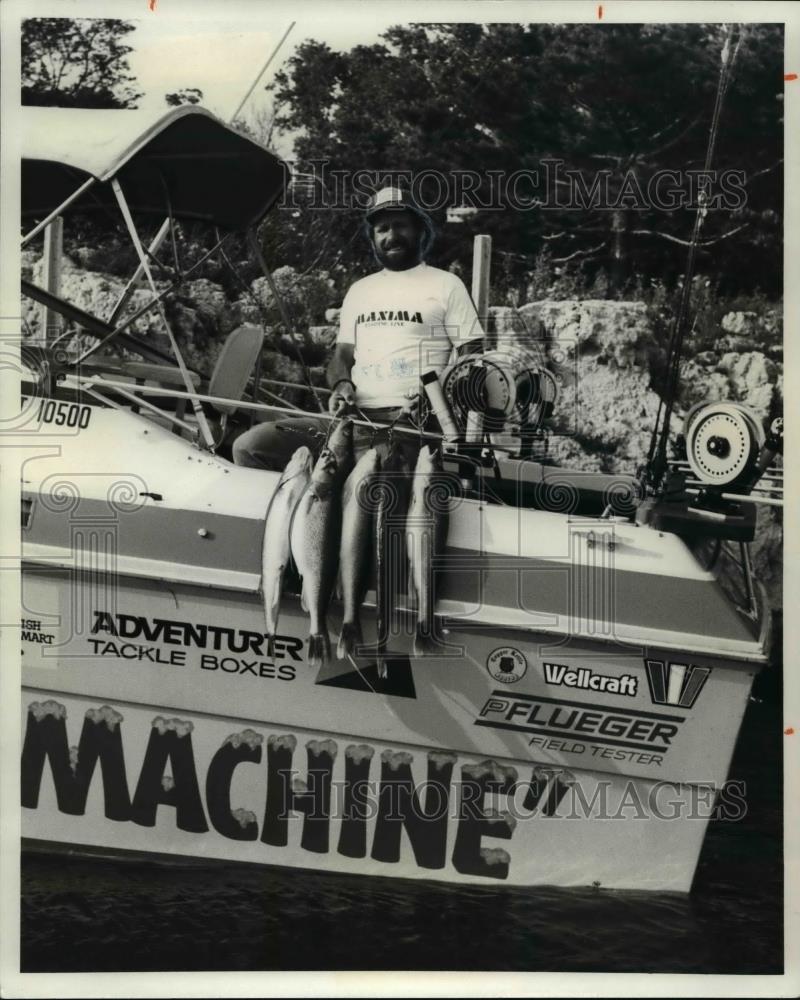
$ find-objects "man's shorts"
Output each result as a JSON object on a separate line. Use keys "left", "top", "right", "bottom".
{"left": 232, "top": 407, "right": 421, "bottom": 472}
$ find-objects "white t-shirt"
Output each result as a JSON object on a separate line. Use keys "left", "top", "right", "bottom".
{"left": 337, "top": 263, "right": 484, "bottom": 408}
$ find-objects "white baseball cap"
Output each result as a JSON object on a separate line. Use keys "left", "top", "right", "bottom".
{"left": 365, "top": 185, "right": 427, "bottom": 220}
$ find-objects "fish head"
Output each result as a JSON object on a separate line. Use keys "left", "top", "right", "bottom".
{"left": 284, "top": 446, "right": 314, "bottom": 478}
{"left": 327, "top": 418, "right": 354, "bottom": 469}
{"left": 312, "top": 447, "right": 339, "bottom": 485}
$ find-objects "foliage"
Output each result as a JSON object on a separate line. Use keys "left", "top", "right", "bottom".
{"left": 165, "top": 87, "right": 203, "bottom": 106}
{"left": 645, "top": 278, "right": 782, "bottom": 356}
{"left": 22, "top": 17, "right": 141, "bottom": 108}
{"left": 271, "top": 22, "right": 783, "bottom": 300}
{"left": 239, "top": 265, "right": 338, "bottom": 332}
{"left": 23, "top": 19, "right": 784, "bottom": 351}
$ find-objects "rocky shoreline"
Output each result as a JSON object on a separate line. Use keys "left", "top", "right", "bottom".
{"left": 22, "top": 254, "right": 783, "bottom": 609}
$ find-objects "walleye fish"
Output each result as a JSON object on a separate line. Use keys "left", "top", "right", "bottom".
{"left": 337, "top": 447, "right": 381, "bottom": 659}
{"left": 261, "top": 446, "right": 313, "bottom": 659}
{"left": 290, "top": 447, "right": 342, "bottom": 668}
{"left": 407, "top": 445, "right": 449, "bottom": 656}
{"left": 375, "top": 441, "right": 412, "bottom": 673}
{"left": 326, "top": 416, "right": 354, "bottom": 486}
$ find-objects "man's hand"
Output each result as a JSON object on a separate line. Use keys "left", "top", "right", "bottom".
{"left": 328, "top": 379, "right": 356, "bottom": 415}
{"left": 399, "top": 390, "right": 421, "bottom": 421}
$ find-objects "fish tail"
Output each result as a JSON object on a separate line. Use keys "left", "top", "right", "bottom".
{"left": 336, "top": 620, "right": 362, "bottom": 660}
{"left": 414, "top": 621, "right": 446, "bottom": 658}
{"left": 308, "top": 631, "right": 331, "bottom": 668}
{"left": 263, "top": 578, "right": 282, "bottom": 643}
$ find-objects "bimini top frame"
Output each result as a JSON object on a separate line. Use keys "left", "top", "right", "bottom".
{"left": 22, "top": 105, "right": 288, "bottom": 242}
{"left": 21, "top": 106, "right": 291, "bottom": 448}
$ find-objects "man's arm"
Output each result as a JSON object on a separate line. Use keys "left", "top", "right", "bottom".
{"left": 326, "top": 343, "right": 354, "bottom": 389}
{"left": 325, "top": 343, "right": 356, "bottom": 414}
{"left": 455, "top": 338, "right": 483, "bottom": 358}
{"left": 445, "top": 275, "right": 485, "bottom": 359}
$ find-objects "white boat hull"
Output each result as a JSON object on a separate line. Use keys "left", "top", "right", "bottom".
{"left": 21, "top": 567, "right": 758, "bottom": 892}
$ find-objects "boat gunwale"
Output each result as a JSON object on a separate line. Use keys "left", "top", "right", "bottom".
{"left": 20, "top": 549, "right": 772, "bottom": 665}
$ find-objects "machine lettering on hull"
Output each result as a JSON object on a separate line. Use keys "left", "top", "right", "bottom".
{"left": 22, "top": 698, "right": 574, "bottom": 882}
{"left": 19, "top": 694, "right": 727, "bottom": 890}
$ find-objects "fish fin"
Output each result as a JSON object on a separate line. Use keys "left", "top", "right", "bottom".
{"left": 376, "top": 657, "right": 388, "bottom": 680}
{"left": 336, "top": 620, "right": 362, "bottom": 660}
{"left": 287, "top": 491, "right": 308, "bottom": 568}
{"left": 300, "top": 588, "right": 309, "bottom": 613}
{"left": 414, "top": 622, "right": 446, "bottom": 658}
{"left": 308, "top": 631, "right": 331, "bottom": 668}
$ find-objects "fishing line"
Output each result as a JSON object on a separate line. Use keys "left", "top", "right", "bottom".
{"left": 646, "top": 24, "right": 744, "bottom": 491}
{"left": 261, "top": 386, "right": 305, "bottom": 411}
{"left": 346, "top": 652, "right": 379, "bottom": 694}
{"left": 248, "top": 228, "right": 327, "bottom": 415}
{"left": 230, "top": 22, "right": 296, "bottom": 123}
{"left": 354, "top": 403, "right": 378, "bottom": 431}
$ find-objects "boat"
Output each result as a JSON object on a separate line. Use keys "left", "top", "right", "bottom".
{"left": 17, "top": 103, "right": 782, "bottom": 893}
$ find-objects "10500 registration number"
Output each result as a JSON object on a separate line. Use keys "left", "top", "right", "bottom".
{"left": 35, "top": 400, "right": 92, "bottom": 429}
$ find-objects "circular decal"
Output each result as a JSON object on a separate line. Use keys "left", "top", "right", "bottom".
{"left": 487, "top": 647, "right": 528, "bottom": 684}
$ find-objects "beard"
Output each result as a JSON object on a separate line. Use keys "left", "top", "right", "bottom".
{"left": 373, "top": 240, "right": 422, "bottom": 271}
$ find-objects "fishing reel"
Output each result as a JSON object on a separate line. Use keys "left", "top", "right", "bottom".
{"left": 682, "top": 401, "right": 783, "bottom": 514}
{"left": 435, "top": 350, "right": 559, "bottom": 459}
{"left": 684, "top": 402, "right": 765, "bottom": 489}
{"left": 640, "top": 402, "right": 781, "bottom": 542}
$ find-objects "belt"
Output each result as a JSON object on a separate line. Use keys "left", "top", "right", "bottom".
{"left": 359, "top": 405, "right": 403, "bottom": 421}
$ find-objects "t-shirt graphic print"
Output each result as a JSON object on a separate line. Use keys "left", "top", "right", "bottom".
{"left": 337, "top": 263, "right": 484, "bottom": 408}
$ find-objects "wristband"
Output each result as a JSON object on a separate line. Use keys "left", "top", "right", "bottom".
{"left": 331, "top": 379, "right": 356, "bottom": 394}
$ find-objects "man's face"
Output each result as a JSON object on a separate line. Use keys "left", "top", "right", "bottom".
{"left": 370, "top": 210, "right": 424, "bottom": 271}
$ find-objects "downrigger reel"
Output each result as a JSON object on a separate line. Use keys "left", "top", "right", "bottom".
{"left": 433, "top": 348, "right": 559, "bottom": 459}
{"left": 682, "top": 401, "right": 783, "bottom": 511}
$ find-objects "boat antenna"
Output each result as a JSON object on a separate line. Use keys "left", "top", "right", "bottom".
{"left": 644, "top": 23, "right": 745, "bottom": 493}
{"left": 228, "top": 20, "right": 328, "bottom": 415}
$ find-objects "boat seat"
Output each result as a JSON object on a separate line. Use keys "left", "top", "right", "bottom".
{"left": 79, "top": 324, "right": 264, "bottom": 417}
{"left": 207, "top": 324, "right": 264, "bottom": 417}
{"left": 196, "top": 323, "right": 264, "bottom": 450}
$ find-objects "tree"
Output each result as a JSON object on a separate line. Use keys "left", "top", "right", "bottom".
{"left": 270, "top": 23, "right": 783, "bottom": 298}
{"left": 165, "top": 87, "right": 203, "bottom": 107}
{"left": 22, "top": 17, "right": 142, "bottom": 108}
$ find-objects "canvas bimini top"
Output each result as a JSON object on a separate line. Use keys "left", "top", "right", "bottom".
{"left": 21, "top": 105, "right": 288, "bottom": 231}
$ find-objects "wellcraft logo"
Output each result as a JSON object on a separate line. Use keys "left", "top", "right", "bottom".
{"left": 645, "top": 659, "right": 711, "bottom": 709}
{"left": 543, "top": 662, "right": 637, "bottom": 697}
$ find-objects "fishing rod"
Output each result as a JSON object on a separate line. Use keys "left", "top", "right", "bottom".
{"left": 231, "top": 22, "right": 296, "bottom": 122}
{"left": 644, "top": 24, "right": 745, "bottom": 494}
{"left": 67, "top": 374, "right": 446, "bottom": 442}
